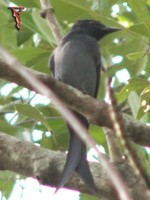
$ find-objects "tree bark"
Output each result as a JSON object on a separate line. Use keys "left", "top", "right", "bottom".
{"left": 0, "top": 59, "right": 150, "bottom": 147}
{"left": 0, "top": 132, "right": 148, "bottom": 200}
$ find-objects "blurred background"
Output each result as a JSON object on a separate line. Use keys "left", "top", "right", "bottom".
{"left": 0, "top": 0, "right": 150, "bottom": 199}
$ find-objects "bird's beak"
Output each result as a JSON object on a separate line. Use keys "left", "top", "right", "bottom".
{"left": 106, "top": 27, "right": 122, "bottom": 34}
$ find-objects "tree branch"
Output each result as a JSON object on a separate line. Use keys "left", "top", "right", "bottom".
{"left": 0, "top": 48, "right": 133, "bottom": 200}
{"left": 0, "top": 131, "right": 148, "bottom": 200}
{"left": 40, "top": 0, "right": 63, "bottom": 43}
{"left": 0, "top": 59, "right": 150, "bottom": 147}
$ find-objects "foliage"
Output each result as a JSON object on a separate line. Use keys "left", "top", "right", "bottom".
{"left": 0, "top": 0, "right": 150, "bottom": 199}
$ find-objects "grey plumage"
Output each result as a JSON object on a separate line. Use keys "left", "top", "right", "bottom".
{"left": 49, "top": 20, "right": 120, "bottom": 192}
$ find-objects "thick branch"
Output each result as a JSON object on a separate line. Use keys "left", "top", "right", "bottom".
{"left": 0, "top": 132, "right": 148, "bottom": 200}
{"left": 0, "top": 60, "right": 150, "bottom": 147}
{"left": 0, "top": 49, "right": 136, "bottom": 200}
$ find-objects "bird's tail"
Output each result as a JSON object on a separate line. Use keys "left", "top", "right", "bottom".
{"left": 56, "top": 112, "right": 96, "bottom": 193}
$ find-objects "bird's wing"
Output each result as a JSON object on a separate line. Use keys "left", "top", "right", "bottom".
{"left": 49, "top": 51, "right": 55, "bottom": 76}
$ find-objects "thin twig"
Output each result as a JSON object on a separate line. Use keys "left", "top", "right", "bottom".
{"left": 105, "top": 128, "right": 122, "bottom": 162}
{"left": 107, "top": 78, "right": 150, "bottom": 196}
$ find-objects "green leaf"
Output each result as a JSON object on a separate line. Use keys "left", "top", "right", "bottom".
{"left": 21, "top": 10, "right": 40, "bottom": 34}
{"left": 51, "top": 0, "right": 92, "bottom": 22}
{"left": 11, "top": 47, "right": 50, "bottom": 71}
{"left": 31, "top": 10, "right": 56, "bottom": 45}
{"left": 15, "top": 103, "right": 45, "bottom": 122}
{"left": 26, "top": 51, "right": 51, "bottom": 73}
{"left": 129, "top": 0, "right": 150, "bottom": 33}
{"left": 0, "top": 5, "right": 10, "bottom": 26}
{"left": 0, "top": 26, "right": 17, "bottom": 48}
{"left": 15, "top": 103, "right": 52, "bottom": 131}
{"left": 132, "top": 52, "right": 148, "bottom": 75}
{"left": 0, "top": 119, "right": 18, "bottom": 135}
{"left": 46, "top": 119, "right": 68, "bottom": 150}
{"left": 11, "top": 0, "right": 40, "bottom": 8}
{"left": 90, "top": 125, "right": 107, "bottom": 151}
{"left": 79, "top": 193, "right": 99, "bottom": 200}
{"left": 137, "top": 106, "right": 145, "bottom": 120}
{"left": 132, "top": 144, "right": 150, "bottom": 174}
{"left": 141, "top": 86, "right": 150, "bottom": 102}
{"left": 128, "top": 92, "right": 148, "bottom": 122}
{"left": 41, "top": 132, "right": 58, "bottom": 150}
{"left": 51, "top": 0, "right": 122, "bottom": 29}
{"left": 117, "top": 78, "right": 150, "bottom": 102}
{"left": 0, "top": 171, "right": 16, "bottom": 199}
{"left": 126, "top": 51, "right": 145, "bottom": 60}
{"left": 128, "top": 91, "right": 140, "bottom": 118}
{"left": 137, "top": 86, "right": 150, "bottom": 119}
{"left": 129, "top": 24, "right": 149, "bottom": 38}
{"left": 16, "top": 26, "right": 33, "bottom": 46}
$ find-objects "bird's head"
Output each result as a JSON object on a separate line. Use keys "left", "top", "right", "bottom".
{"left": 71, "top": 20, "right": 121, "bottom": 40}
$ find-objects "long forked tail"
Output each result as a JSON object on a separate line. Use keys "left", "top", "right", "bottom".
{"left": 56, "top": 112, "right": 96, "bottom": 193}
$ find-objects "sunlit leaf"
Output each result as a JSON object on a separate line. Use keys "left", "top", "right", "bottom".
{"left": 117, "top": 78, "right": 149, "bottom": 102}
{"left": 137, "top": 86, "right": 150, "bottom": 119}
{"left": 126, "top": 51, "right": 145, "bottom": 60}
{"left": 129, "top": 0, "right": 150, "bottom": 32}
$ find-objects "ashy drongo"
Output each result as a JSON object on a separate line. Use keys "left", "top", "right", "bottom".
{"left": 49, "top": 20, "right": 120, "bottom": 192}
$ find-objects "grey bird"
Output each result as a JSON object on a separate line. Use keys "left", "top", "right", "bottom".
{"left": 49, "top": 19, "right": 120, "bottom": 192}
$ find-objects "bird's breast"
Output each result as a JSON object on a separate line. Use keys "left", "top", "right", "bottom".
{"left": 54, "top": 40, "right": 98, "bottom": 96}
